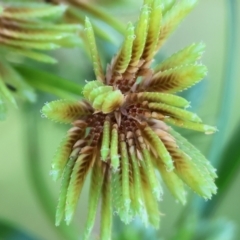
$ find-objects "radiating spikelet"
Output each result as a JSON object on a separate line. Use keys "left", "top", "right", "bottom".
{"left": 162, "top": 0, "right": 176, "bottom": 16}
{"left": 164, "top": 117, "right": 217, "bottom": 134}
{"left": 119, "top": 137, "right": 131, "bottom": 223}
{"left": 85, "top": 18, "right": 105, "bottom": 82}
{"left": 141, "top": 0, "right": 162, "bottom": 67}
{"left": 154, "top": 42, "right": 205, "bottom": 72}
{"left": 42, "top": 99, "right": 92, "bottom": 124}
{"left": 100, "top": 166, "right": 112, "bottom": 240}
{"left": 127, "top": 92, "right": 190, "bottom": 108}
{"left": 145, "top": 64, "right": 207, "bottom": 93}
{"left": 83, "top": 160, "right": 104, "bottom": 240}
{"left": 141, "top": 126, "right": 174, "bottom": 171}
{"left": 110, "top": 124, "right": 119, "bottom": 170}
{"left": 50, "top": 126, "right": 85, "bottom": 181}
{"left": 148, "top": 102, "right": 202, "bottom": 123}
{"left": 101, "top": 117, "right": 111, "bottom": 161}
{"left": 65, "top": 150, "right": 94, "bottom": 225}
{"left": 112, "top": 22, "right": 135, "bottom": 75}
{"left": 129, "top": 5, "right": 150, "bottom": 66}
{"left": 55, "top": 151, "right": 78, "bottom": 226}
{"left": 157, "top": 0, "right": 198, "bottom": 50}
{"left": 156, "top": 161, "right": 186, "bottom": 205}
{"left": 1, "top": 4, "right": 67, "bottom": 19}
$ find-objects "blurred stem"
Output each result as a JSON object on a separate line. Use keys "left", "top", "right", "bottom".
{"left": 22, "top": 102, "right": 78, "bottom": 240}
{"left": 173, "top": 0, "right": 238, "bottom": 237}
{"left": 69, "top": 1, "right": 125, "bottom": 34}
{"left": 208, "top": 0, "right": 238, "bottom": 166}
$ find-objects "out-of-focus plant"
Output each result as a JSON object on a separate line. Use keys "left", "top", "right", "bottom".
{"left": 0, "top": 0, "right": 239, "bottom": 240}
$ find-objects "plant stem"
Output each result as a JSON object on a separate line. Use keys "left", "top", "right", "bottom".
{"left": 69, "top": 0, "right": 125, "bottom": 34}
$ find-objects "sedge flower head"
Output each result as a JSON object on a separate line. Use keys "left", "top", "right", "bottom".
{"left": 42, "top": 0, "right": 217, "bottom": 239}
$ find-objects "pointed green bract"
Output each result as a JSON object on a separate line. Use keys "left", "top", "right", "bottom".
{"left": 170, "top": 128, "right": 217, "bottom": 179}
{"left": 113, "top": 22, "right": 135, "bottom": 74}
{"left": 148, "top": 102, "right": 202, "bottom": 123}
{"left": 129, "top": 149, "right": 144, "bottom": 215}
{"left": 142, "top": 0, "right": 162, "bottom": 65}
{"left": 164, "top": 117, "right": 217, "bottom": 134}
{"left": 155, "top": 42, "right": 205, "bottom": 72}
{"left": 130, "top": 92, "right": 190, "bottom": 108}
{"left": 110, "top": 125, "right": 119, "bottom": 170}
{"left": 119, "top": 140, "right": 131, "bottom": 223}
{"left": 85, "top": 18, "right": 105, "bottom": 82}
{"left": 130, "top": 5, "right": 150, "bottom": 65}
{"left": 2, "top": 5, "right": 67, "bottom": 19}
{"left": 162, "top": 0, "right": 176, "bottom": 16}
{"left": 101, "top": 118, "right": 111, "bottom": 161}
{"left": 140, "top": 163, "right": 160, "bottom": 228}
{"left": 156, "top": 160, "right": 186, "bottom": 204}
{"left": 142, "top": 149, "right": 162, "bottom": 200}
{"left": 100, "top": 167, "right": 112, "bottom": 240}
{"left": 50, "top": 127, "right": 84, "bottom": 181}
{"left": 157, "top": 0, "right": 197, "bottom": 49}
{"left": 55, "top": 153, "right": 78, "bottom": 226}
{"left": 65, "top": 153, "right": 93, "bottom": 225}
{"left": 42, "top": 99, "right": 92, "bottom": 124}
{"left": 173, "top": 148, "right": 217, "bottom": 199}
{"left": 83, "top": 161, "right": 104, "bottom": 240}
{"left": 147, "top": 64, "right": 207, "bottom": 93}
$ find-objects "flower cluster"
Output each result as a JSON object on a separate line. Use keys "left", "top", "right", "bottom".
{"left": 42, "top": 0, "right": 217, "bottom": 239}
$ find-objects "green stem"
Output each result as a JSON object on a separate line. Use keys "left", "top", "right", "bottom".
{"left": 208, "top": 0, "right": 238, "bottom": 166}
{"left": 22, "top": 102, "right": 78, "bottom": 240}
{"left": 69, "top": 0, "right": 125, "bottom": 34}
{"left": 173, "top": 0, "right": 239, "bottom": 237}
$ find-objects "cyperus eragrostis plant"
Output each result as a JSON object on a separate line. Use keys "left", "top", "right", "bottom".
{"left": 42, "top": 0, "right": 217, "bottom": 239}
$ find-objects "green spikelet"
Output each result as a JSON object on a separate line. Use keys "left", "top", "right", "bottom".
{"left": 50, "top": 126, "right": 84, "bottom": 181}
{"left": 156, "top": 160, "right": 186, "bottom": 204}
{"left": 65, "top": 151, "right": 93, "bottom": 225}
{"left": 142, "top": 0, "right": 162, "bottom": 65}
{"left": 119, "top": 138, "right": 131, "bottom": 223}
{"left": 164, "top": 117, "right": 217, "bottom": 134}
{"left": 113, "top": 22, "right": 135, "bottom": 74}
{"left": 157, "top": 0, "right": 197, "bottom": 50}
{"left": 148, "top": 102, "right": 202, "bottom": 123}
{"left": 147, "top": 64, "right": 207, "bottom": 93}
{"left": 101, "top": 117, "right": 111, "bottom": 161}
{"left": 129, "top": 149, "right": 144, "bottom": 215}
{"left": 83, "top": 160, "right": 104, "bottom": 240}
{"left": 172, "top": 147, "right": 217, "bottom": 199}
{"left": 140, "top": 162, "right": 160, "bottom": 228}
{"left": 162, "top": 0, "right": 176, "bottom": 16}
{"left": 85, "top": 18, "right": 105, "bottom": 82}
{"left": 1, "top": 5, "right": 67, "bottom": 19}
{"left": 129, "top": 92, "right": 190, "bottom": 108}
{"left": 155, "top": 42, "right": 205, "bottom": 72}
{"left": 142, "top": 149, "right": 162, "bottom": 200}
{"left": 55, "top": 150, "right": 78, "bottom": 226}
{"left": 110, "top": 124, "right": 119, "bottom": 170}
{"left": 142, "top": 125, "right": 174, "bottom": 171}
{"left": 42, "top": 99, "right": 92, "bottom": 124}
{"left": 89, "top": 86, "right": 112, "bottom": 103}
{"left": 130, "top": 5, "right": 150, "bottom": 65}
{"left": 100, "top": 166, "right": 112, "bottom": 240}
{"left": 170, "top": 128, "right": 217, "bottom": 179}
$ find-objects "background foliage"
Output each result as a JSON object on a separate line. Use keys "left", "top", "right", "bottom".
{"left": 0, "top": 0, "right": 239, "bottom": 239}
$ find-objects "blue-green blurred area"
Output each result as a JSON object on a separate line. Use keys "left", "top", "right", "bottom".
{"left": 0, "top": 0, "right": 240, "bottom": 239}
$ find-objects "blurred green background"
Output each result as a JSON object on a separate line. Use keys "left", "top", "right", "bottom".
{"left": 0, "top": 0, "right": 240, "bottom": 239}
